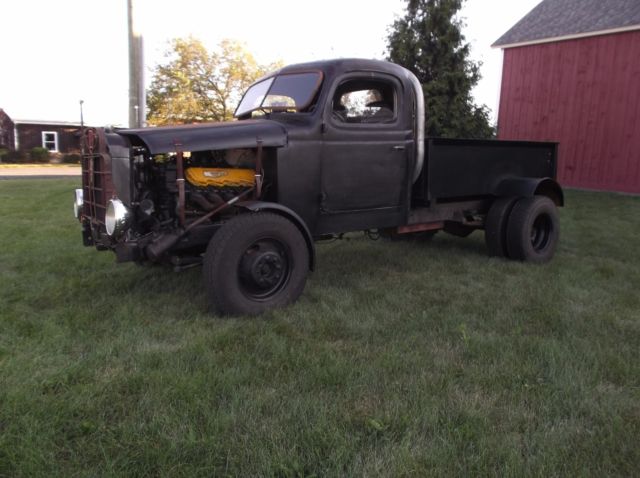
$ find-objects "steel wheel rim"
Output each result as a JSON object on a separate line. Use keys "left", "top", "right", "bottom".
{"left": 531, "top": 214, "right": 552, "bottom": 251}
{"left": 238, "top": 238, "right": 291, "bottom": 300}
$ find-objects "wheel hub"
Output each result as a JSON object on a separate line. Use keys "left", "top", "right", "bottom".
{"left": 531, "top": 214, "right": 551, "bottom": 250}
{"left": 250, "top": 251, "right": 283, "bottom": 288}
{"left": 238, "top": 241, "right": 289, "bottom": 299}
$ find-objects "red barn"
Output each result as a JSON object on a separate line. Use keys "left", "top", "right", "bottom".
{"left": 494, "top": 0, "right": 640, "bottom": 194}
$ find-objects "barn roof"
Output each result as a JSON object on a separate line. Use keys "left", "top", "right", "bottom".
{"left": 493, "top": 0, "right": 640, "bottom": 48}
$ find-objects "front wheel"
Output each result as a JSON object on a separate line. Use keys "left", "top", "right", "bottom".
{"left": 506, "top": 196, "right": 560, "bottom": 263}
{"left": 203, "top": 213, "right": 309, "bottom": 316}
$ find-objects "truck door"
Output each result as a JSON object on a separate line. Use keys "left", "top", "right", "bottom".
{"left": 320, "top": 74, "right": 412, "bottom": 229}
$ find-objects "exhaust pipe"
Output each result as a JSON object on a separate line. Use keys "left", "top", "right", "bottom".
{"left": 145, "top": 187, "right": 254, "bottom": 261}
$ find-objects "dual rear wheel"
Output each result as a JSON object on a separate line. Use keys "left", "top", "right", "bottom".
{"left": 485, "top": 195, "right": 559, "bottom": 263}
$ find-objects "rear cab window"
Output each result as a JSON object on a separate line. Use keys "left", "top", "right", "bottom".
{"left": 331, "top": 79, "right": 397, "bottom": 124}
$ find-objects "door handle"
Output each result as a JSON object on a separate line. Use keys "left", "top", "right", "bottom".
{"left": 393, "top": 145, "right": 406, "bottom": 151}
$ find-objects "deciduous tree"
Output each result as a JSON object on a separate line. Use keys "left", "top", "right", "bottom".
{"left": 147, "top": 38, "right": 278, "bottom": 126}
{"left": 387, "top": 0, "right": 494, "bottom": 138}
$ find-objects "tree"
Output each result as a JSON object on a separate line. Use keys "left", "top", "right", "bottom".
{"left": 147, "top": 38, "right": 278, "bottom": 126}
{"left": 387, "top": 0, "right": 494, "bottom": 138}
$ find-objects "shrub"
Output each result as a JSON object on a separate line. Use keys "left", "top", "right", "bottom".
{"left": 1, "top": 151, "right": 28, "bottom": 163}
{"left": 0, "top": 148, "right": 8, "bottom": 162}
{"left": 29, "top": 147, "right": 50, "bottom": 163}
{"left": 61, "top": 153, "right": 81, "bottom": 164}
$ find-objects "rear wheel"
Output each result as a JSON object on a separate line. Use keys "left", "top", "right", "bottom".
{"left": 506, "top": 196, "right": 559, "bottom": 262}
{"left": 203, "top": 213, "right": 309, "bottom": 316}
{"left": 485, "top": 196, "right": 519, "bottom": 257}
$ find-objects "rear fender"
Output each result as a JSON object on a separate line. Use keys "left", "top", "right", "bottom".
{"left": 234, "top": 201, "right": 316, "bottom": 271}
{"left": 494, "top": 177, "right": 564, "bottom": 206}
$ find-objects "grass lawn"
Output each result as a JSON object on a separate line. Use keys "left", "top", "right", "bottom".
{"left": 1, "top": 179, "right": 639, "bottom": 476}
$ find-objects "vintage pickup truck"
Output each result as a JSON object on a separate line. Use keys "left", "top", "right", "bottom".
{"left": 75, "top": 58, "right": 563, "bottom": 315}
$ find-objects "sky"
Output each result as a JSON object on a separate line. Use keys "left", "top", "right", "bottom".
{"left": 0, "top": 0, "right": 541, "bottom": 127}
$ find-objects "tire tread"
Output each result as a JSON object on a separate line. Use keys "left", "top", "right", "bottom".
{"left": 485, "top": 196, "right": 519, "bottom": 258}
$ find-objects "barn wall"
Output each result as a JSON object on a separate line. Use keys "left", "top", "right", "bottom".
{"left": 497, "top": 30, "right": 640, "bottom": 194}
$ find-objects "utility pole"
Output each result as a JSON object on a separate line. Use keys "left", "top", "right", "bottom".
{"left": 79, "top": 100, "right": 85, "bottom": 154}
{"left": 127, "top": 0, "right": 145, "bottom": 128}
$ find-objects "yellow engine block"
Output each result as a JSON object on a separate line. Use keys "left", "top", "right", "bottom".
{"left": 185, "top": 168, "right": 255, "bottom": 188}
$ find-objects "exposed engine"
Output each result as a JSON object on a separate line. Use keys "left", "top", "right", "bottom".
{"left": 132, "top": 148, "right": 258, "bottom": 234}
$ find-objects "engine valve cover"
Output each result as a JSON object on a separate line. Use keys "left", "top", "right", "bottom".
{"left": 185, "top": 168, "right": 255, "bottom": 188}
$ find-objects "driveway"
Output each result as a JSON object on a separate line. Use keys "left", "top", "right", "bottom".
{"left": 0, "top": 165, "right": 81, "bottom": 179}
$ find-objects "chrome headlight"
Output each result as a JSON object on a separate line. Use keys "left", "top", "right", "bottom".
{"left": 73, "top": 189, "right": 83, "bottom": 219}
{"left": 105, "top": 198, "right": 131, "bottom": 237}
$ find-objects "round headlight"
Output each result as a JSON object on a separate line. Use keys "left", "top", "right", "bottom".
{"left": 73, "top": 188, "right": 83, "bottom": 219}
{"left": 105, "top": 198, "right": 131, "bottom": 237}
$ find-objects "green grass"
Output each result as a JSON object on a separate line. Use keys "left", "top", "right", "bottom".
{"left": 1, "top": 179, "right": 639, "bottom": 477}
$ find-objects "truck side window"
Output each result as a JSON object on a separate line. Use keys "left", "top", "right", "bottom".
{"left": 332, "top": 79, "right": 396, "bottom": 124}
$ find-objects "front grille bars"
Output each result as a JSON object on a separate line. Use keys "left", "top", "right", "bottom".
{"left": 81, "top": 128, "right": 115, "bottom": 234}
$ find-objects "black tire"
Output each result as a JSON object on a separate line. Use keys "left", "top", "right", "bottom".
{"left": 506, "top": 196, "right": 559, "bottom": 263}
{"left": 485, "top": 196, "right": 519, "bottom": 257}
{"left": 203, "top": 212, "right": 309, "bottom": 316}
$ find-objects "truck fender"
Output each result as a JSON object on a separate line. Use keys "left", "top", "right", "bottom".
{"left": 494, "top": 177, "right": 564, "bottom": 206}
{"left": 234, "top": 201, "right": 316, "bottom": 271}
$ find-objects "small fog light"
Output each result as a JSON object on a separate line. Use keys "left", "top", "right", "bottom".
{"left": 105, "top": 198, "right": 131, "bottom": 237}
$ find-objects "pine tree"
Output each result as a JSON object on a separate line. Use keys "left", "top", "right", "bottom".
{"left": 387, "top": 0, "right": 494, "bottom": 138}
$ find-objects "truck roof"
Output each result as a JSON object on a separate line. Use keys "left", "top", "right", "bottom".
{"left": 271, "top": 58, "right": 413, "bottom": 80}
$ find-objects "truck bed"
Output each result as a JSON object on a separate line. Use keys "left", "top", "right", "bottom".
{"left": 412, "top": 138, "right": 558, "bottom": 205}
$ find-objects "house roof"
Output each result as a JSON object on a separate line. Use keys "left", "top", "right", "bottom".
{"left": 493, "top": 0, "right": 640, "bottom": 48}
{"left": 13, "top": 119, "right": 83, "bottom": 127}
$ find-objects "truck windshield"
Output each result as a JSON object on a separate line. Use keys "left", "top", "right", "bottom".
{"left": 234, "top": 72, "right": 322, "bottom": 117}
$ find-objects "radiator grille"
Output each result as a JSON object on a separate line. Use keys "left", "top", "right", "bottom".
{"left": 81, "top": 129, "right": 115, "bottom": 230}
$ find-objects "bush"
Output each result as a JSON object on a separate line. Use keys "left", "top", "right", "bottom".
{"left": 61, "top": 153, "right": 81, "bottom": 164}
{"left": 1, "top": 151, "right": 28, "bottom": 163}
{"left": 0, "top": 148, "right": 8, "bottom": 162}
{"left": 30, "top": 147, "right": 50, "bottom": 163}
